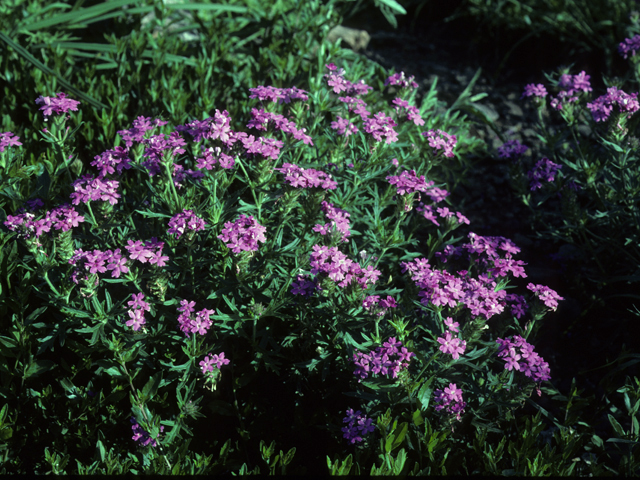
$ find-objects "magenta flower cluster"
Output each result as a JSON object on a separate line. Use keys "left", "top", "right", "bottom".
{"left": 200, "top": 352, "right": 230, "bottom": 374}
{"left": 247, "top": 108, "right": 313, "bottom": 145}
{"left": 342, "top": 408, "right": 375, "bottom": 444}
{"left": 130, "top": 417, "right": 163, "bottom": 448}
{"left": 586, "top": 86, "right": 640, "bottom": 122}
{"left": 275, "top": 163, "right": 337, "bottom": 190}
{"left": 218, "top": 214, "right": 266, "bottom": 254}
{"left": 5, "top": 202, "right": 84, "bottom": 239}
{"left": 69, "top": 248, "right": 131, "bottom": 281}
{"left": 497, "top": 139, "right": 529, "bottom": 160}
{"left": 527, "top": 283, "right": 563, "bottom": 311}
{"left": 433, "top": 383, "right": 466, "bottom": 421}
{"left": 437, "top": 317, "right": 466, "bottom": 360}
{"left": 313, "top": 201, "right": 351, "bottom": 243}
{"left": 290, "top": 274, "right": 318, "bottom": 296}
{"left": 0, "top": 131, "right": 22, "bottom": 152}
{"left": 352, "top": 337, "right": 415, "bottom": 381}
{"left": 550, "top": 71, "right": 592, "bottom": 110}
{"left": 70, "top": 174, "right": 121, "bottom": 206}
{"left": 619, "top": 34, "right": 640, "bottom": 59}
{"left": 385, "top": 71, "right": 418, "bottom": 90}
{"left": 527, "top": 157, "right": 562, "bottom": 190}
{"left": 324, "top": 63, "right": 373, "bottom": 96}
{"left": 521, "top": 83, "right": 548, "bottom": 99}
{"left": 167, "top": 209, "right": 206, "bottom": 239}
{"left": 386, "top": 169, "right": 449, "bottom": 201}
{"left": 362, "top": 295, "right": 397, "bottom": 317}
{"left": 310, "top": 245, "right": 381, "bottom": 289}
{"left": 496, "top": 335, "right": 551, "bottom": 382}
{"left": 416, "top": 203, "right": 469, "bottom": 227}
{"left": 35, "top": 92, "right": 80, "bottom": 117}
{"left": 125, "top": 292, "right": 151, "bottom": 331}
{"left": 125, "top": 238, "right": 169, "bottom": 267}
{"left": 330, "top": 115, "right": 359, "bottom": 137}
{"left": 177, "top": 299, "right": 215, "bottom": 336}
{"left": 392, "top": 98, "right": 424, "bottom": 126}
{"left": 90, "top": 146, "right": 132, "bottom": 176}
{"left": 363, "top": 111, "right": 398, "bottom": 144}
{"left": 422, "top": 129, "right": 457, "bottom": 158}
{"left": 249, "top": 85, "right": 309, "bottom": 104}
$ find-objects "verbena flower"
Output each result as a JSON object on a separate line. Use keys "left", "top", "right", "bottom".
{"left": 0, "top": 131, "right": 22, "bottom": 152}
{"left": 497, "top": 139, "right": 529, "bottom": 160}
{"left": 527, "top": 158, "right": 562, "bottom": 190}
{"left": 35, "top": 92, "right": 80, "bottom": 117}
{"left": 69, "top": 174, "right": 121, "bottom": 206}
{"left": 422, "top": 129, "right": 457, "bottom": 158}
{"left": 526, "top": 283, "right": 563, "bottom": 311}
{"left": 362, "top": 295, "right": 397, "bottom": 316}
{"left": 167, "top": 210, "right": 206, "bottom": 240}
{"left": 433, "top": 383, "right": 466, "bottom": 421}
{"left": 619, "top": 34, "right": 640, "bottom": 59}
{"left": 352, "top": 337, "right": 415, "bottom": 381}
{"left": 385, "top": 71, "right": 418, "bottom": 90}
{"left": 130, "top": 417, "right": 163, "bottom": 447}
{"left": 324, "top": 64, "right": 373, "bottom": 97}
{"left": 200, "top": 352, "right": 230, "bottom": 373}
{"left": 118, "top": 116, "right": 168, "bottom": 148}
{"left": 177, "top": 300, "right": 215, "bottom": 336}
{"left": 341, "top": 408, "right": 375, "bottom": 444}
{"left": 391, "top": 98, "right": 424, "bottom": 126}
{"left": 310, "top": 245, "right": 380, "bottom": 289}
{"left": 276, "top": 163, "right": 337, "bottom": 190}
{"left": 437, "top": 331, "right": 466, "bottom": 360}
{"left": 247, "top": 108, "right": 313, "bottom": 145}
{"left": 363, "top": 111, "right": 398, "bottom": 144}
{"left": 218, "top": 214, "right": 266, "bottom": 254}
{"left": 386, "top": 170, "right": 434, "bottom": 196}
{"left": 330, "top": 116, "right": 359, "bottom": 137}
{"left": 521, "top": 83, "right": 548, "bottom": 99}
{"left": 248, "top": 85, "right": 308, "bottom": 104}
{"left": 313, "top": 201, "right": 351, "bottom": 243}
{"left": 496, "top": 335, "right": 551, "bottom": 382}
{"left": 90, "top": 146, "right": 132, "bottom": 176}
{"left": 586, "top": 86, "right": 640, "bottom": 122}
{"left": 290, "top": 274, "right": 318, "bottom": 296}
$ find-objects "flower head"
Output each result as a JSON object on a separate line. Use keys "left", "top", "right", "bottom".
{"left": 35, "top": 92, "right": 80, "bottom": 117}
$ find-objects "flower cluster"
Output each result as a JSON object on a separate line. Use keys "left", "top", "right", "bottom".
{"left": 276, "top": 163, "right": 337, "bottom": 190}
{"left": 550, "top": 70, "right": 592, "bottom": 110}
{"left": 290, "top": 274, "right": 318, "bottom": 296}
{"left": 433, "top": 383, "right": 466, "bottom": 421}
{"left": 313, "top": 201, "right": 351, "bottom": 243}
{"left": 118, "top": 116, "right": 168, "bottom": 147}
{"left": 527, "top": 283, "right": 563, "bottom": 311}
{"left": 392, "top": 97, "right": 424, "bottom": 126}
{"left": 69, "top": 174, "right": 121, "bottom": 206}
{"left": 527, "top": 157, "right": 562, "bottom": 190}
{"left": 130, "top": 417, "right": 163, "bottom": 448}
{"left": 35, "top": 92, "right": 80, "bottom": 117}
{"left": 324, "top": 63, "right": 373, "bottom": 96}
{"left": 310, "top": 245, "right": 381, "bottom": 289}
{"left": 176, "top": 299, "right": 215, "bottom": 336}
{"left": 619, "top": 34, "right": 640, "bottom": 59}
{"left": 90, "top": 146, "right": 132, "bottom": 176}
{"left": 330, "top": 116, "right": 359, "bottom": 137}
{"left": 586, "top": 86, "right": 640, "bottom": 123}
{"left": 521, "top": 83, "right": 548, "bottom": 99}
{"left": 0, "top": 131, "right": 22, "bottom": 152}
{"left": 342, "top": 408, "right": 375, "bottom": 444}
{"left": 218, "top": 214, "right": 266, "bottom": 254}
{"left": 386, "top": 169, "right": 434, "bottom": 196}
{"left": 5, "top": 203, "right": 85, "bottom": 239}
{"left": 247, "top": 108, "right": 313, "bottom": 145}
{"left": 69, "top": 247, "right": 132, "bottom": 281}
{"left": 195, "top": 145, "right": 235, "bottom": 171}
{"left": 240, "top": 134, "right": 284, "bottom": 160}
{"left": 124, "top": 238, "right": 169, "bottom": 267}
{"left": 200, "top": 352, "right": 230, "bottom": 374}
{"left": 352, "top": 337, "right": 415, "bottom": 381}
{"left": 248, "top": 85, "right": 309, "bottom": 104}
{"left": 362, "top": 295, "right": 397, "bottom": 317}
{"left": 362, "top": 111, "right": 398, "bottom": 144}
{"left": 422, "top": 129, "right": 457, "bottom": 158}
{"left": 416, "top": 203, "right": 469, "bottom": 227}
{"left": 140, "top": 131, "right": 188, "bottom": 177}
{"left": 496, "top": 335, "right": 551, "bottom": 382}
{"left": 497, "top": 139, "right": 529, "bottom": 160}
{"left": 437, "top": 317, "right": 466, "bottom": 360}
{"left": 385, "top": 71, "right": 418, "bottom": 90}
{"left": 167, "top": 209, "right": 206, "bottom": 239}
{"left": 506, "top": 293, "right": 529, "bottom": 319}
{"left": 125, "top": 292, "right": 151, "bottom": 331}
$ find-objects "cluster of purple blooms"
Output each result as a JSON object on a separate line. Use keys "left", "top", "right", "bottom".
{"left": 422, "top": 129, "right": 457, "bottom": 158}
{"left": 550, "top": 71, "right": 592, "bottom": 110}
{"left": 247, "top": 108, "right": 313, "bottom": 145}
{"left": 496, "top": 335, "right": 551, "bottom": 383}
{"left": 275, "top": 163, "right": 337, "bottom": 190}
{"left": 362, "top": 111, "right": 399, "bottom": 144}
{"left": 526, "top": 283, "right": 563, "bottom": 311}
{"left": 125, "top": 292, "right": 151, "bottom": 331}
{"left": 437, "top": 317, "right": 466, "bottom": 360}
{"left": 362, "top": 295, "right": 397, "bottom": 317}
{"left": 324, "top": 63, "right": 373, "bottom": 96}
{"left": 342, "top": 408, "right": 375, "bottom": 444}
{"left": 352, "top": 337, "right": 415, "bottom": 382}
{"left": 416, "top": 203, "right": 470, "bottom": 227}
{"left": 392, "top": 97, "right": 424, "bottom": 126}
{"left": 217, "top": 214, "right": 266, "bottom": 254}
{"left": 195, "top": 145, "right": 235, "bottom": 171}
{"left": 167, "top": 209, "right": 206, "bottom": 239}
{"left": 248, "top": 85, "right": 309, "bottom": 104}
{"left": 5, "top": 202, "right": 84, "bottom": 239}
{"left": 290, "top": 274, "right": 318, "bottom": 296}
{"left": 309, "top": 244, "right": 381, "bottom": 290}
{"left": 0, "top": 131, "right": 22, "bottom": 152}
{"left": 386, "top": 169, "right": 449, "bottom": 202}
{"left": 385, "top": 71, "right": 418, "bottom": 90}
{"left": 330, "top": 115, "right": 359, "bottom": 137}
{"left": 124, "top": 238, "right": 169, "bottom": 268}
{"left": 586, "top": 86, "right": 640, "bottom": 123}
{"left": 618, "top": 34, "right": 640, "bottom": 59}
{"left": 521, "top": 83, "right": 548, "bottom": 99}
{"left": 35, "top": 92, "right": 80, "bottom": 117}
{"left": 176, "top": 299, "right": 215, "bottom": 336}
{"left": 497, "top": 139, "right": 529, "bottom": 160}
{"left": 313, "top": 201, "right": 351, "bottom": 243}
{"left": 131, "top": 417, "right": 163, "bottom": 448}
{"left": 433, "top": 383, "right": 466, "bottom": 421}
{"left": 70, "top": 174, "right": 121, "bottom": 206}
{"left": 200, "top": 352, "right": 230, "bottom": 374}
{"left": 527, "top": 157, "right": 562, "bottom": 190}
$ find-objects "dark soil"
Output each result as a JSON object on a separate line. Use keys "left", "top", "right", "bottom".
{"left": 343, "top": 2, "right": 640, "bottom": 423}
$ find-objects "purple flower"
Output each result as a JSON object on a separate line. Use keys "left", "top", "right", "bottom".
{"left": 35, "top": 92, "right": 80, "bottom": 117}
{"left": 69, "top": 174, "right": 121, "bottom": 206}
{"left": 342, "top": 409, "right": 375, "bottom": 444}
{"left": 392, "top": 98, "right": 424, "bottom": 126}
{"left": 276, "top": 163, "right": 337, "bottom": 190}
{"left": 496, "top": 336, "right": 551, "bottom": 382}
{"left": 433, "top": 383, "right": 466, "bottom": 421}
{"left": 130, "top": 417, "right": 163, "bottom": 447}
{"left": 352, "top": 337, "right": 414, "bottom": 381}
{"left": 200, "top": 352, "right": 230, "bottom": 374}
{"left": 526, "top": 283, "right": 563, "bottom": 311}
{"left": 363, "top": 111, "right": 398, "bottom": 144}
{"left": 313, "top": 201, "right": 351, "bottom": 243}
{"left": 497, "top": 139, "right": 528, "bottom": 160}
{"left": 290, "top": 274, "right": 318, "bottom": 296}
{"left": 527, "top": 158, "right": 562, "bottom": 190}
{"left": 0, "top": 131, "right": 22, "bottom": 152}
{"left": 90, "top": 146, "right": 131, "bottom": 176}
{"left": 422, "top": 129, "right": 457, "bottom": 158}
{"left": 118, "top": 116, "right": 167, "bottom": 148}
{"left": 168, "top": 210, "right": 206, "bottom": 239}
{"left": 586, "top": 86, "right": 640, "bottom": 122}
{"left": 330, "top": 116, "right": 359, "bottom": 137}
{"left": 521, "top": 83, "right": 548, "bottom": 99}
{"left": 385, "top": 71, "right": 418, "bottom": 89}
{"left": 218, "top": 214, "right": 266, "bottom": 254}
{"left": 437, "top": 331, "right": 467, "bottom": 360}
{"left": 619, "top": 34, "right": 640, "bottom": 59}
{"left": 249, "top": 85, "right": 308, "bottom": 104}
{"left": 386, "top": 170, "right": 434, "bottom": 196}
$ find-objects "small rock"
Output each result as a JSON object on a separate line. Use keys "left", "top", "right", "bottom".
{"left": 504, "top": 100, "right": 524, "bottom": 117}
{"left": 327, "top": 26, "right": 371, "bottom": 52}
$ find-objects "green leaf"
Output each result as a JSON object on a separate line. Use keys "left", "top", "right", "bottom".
{"left": 376, "top": 0, "right": 407, "bottom": 15}
{"left": 140, "top": 371, "right": 162, "bottom": 403}
{"left": 24, "top": 359, "right": 56, "bottom": 379}
{"left": 608, "top": 414, "right": 626, "bottom": 437}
